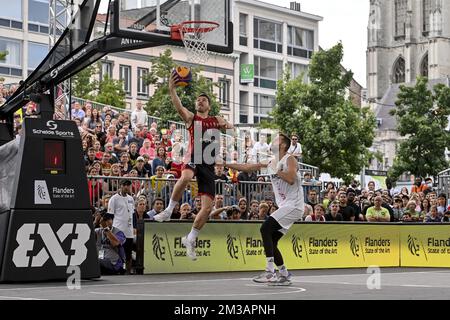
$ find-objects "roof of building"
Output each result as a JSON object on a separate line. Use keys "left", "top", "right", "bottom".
{"left": 235, "top": 0, "right": 323, "bottom": 22}
{"left": 375, "top": 78, "right": 449, "bottom": 131}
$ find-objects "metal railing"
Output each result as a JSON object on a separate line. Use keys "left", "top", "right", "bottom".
{"left": 86, "top": 176, "right": 322, "bottom": 210}
{"left": 438, "top": 168, "right": 450, "bottom": 199}
{"left": 71, "top": 96, "right": 165, "bottom": 128}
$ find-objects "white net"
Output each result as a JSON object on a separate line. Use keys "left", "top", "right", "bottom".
{"left": 180, "top": 22, "right": 219, "bottom": 64}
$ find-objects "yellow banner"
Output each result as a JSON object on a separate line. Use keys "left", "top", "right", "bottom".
{"left": 144, "top": 222, "right": 400, "bottom": 274}
{"left": 283, "top": 224, "right": 399, "bottom": 269}
{"left": 400, "top": 225, "right": 450, "bottom": 267}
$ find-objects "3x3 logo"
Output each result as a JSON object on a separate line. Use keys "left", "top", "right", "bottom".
{"left": 13, "top": 223, "right": 90, "bottom": 268}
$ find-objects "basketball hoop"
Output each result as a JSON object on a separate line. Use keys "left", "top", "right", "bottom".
{"left": 171, "top": 21, "right": 220, "bottom": 64}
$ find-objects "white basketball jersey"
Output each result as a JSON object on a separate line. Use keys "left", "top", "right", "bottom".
{"left": 270, "top": 155, "right": 304, "bottom": 208}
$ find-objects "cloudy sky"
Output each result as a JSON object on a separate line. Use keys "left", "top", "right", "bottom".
{"left": 99, "top": 0, "right": 369, "bottom": 86}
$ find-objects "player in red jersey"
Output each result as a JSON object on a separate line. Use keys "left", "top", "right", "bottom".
{"left": 153, "top": 72, "right": 234, "bottom": 260}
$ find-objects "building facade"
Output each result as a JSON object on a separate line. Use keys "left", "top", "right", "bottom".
{"left": 0, "top": 0, "right": 324, "bottom": 127}
{"left": 234, "top": 0, "right": 322, "bottom": 126}
{"left": 0, "top": 0, "right": 52, "bottom": 84}
{"left": 367, "top": 0, "right": 450, "bottom": 170}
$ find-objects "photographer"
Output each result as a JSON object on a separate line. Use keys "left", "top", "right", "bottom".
{"left": 95, "top": 212, "right": 126, "bottom": 275}
{"left": 209, "top": 205, "right": 240, "bottom": 220}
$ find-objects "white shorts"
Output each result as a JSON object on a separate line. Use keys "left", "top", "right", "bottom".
{"left": 271, "top": 206, "right": 304, "bottom": 234}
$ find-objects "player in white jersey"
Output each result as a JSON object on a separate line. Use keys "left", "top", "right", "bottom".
{"left": 226, "top": 134, "right": 303, "bottom": 286}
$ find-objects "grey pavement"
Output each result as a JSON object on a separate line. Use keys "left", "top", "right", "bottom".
{"left": 0, "top": 268, "right": 449, "bottom": 300}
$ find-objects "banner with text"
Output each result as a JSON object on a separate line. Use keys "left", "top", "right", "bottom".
{"left": 400, "top": 225, "right": 450, "bottom": 267}
{"left": 144, "top": 223, "right": 400, "bottom": 274}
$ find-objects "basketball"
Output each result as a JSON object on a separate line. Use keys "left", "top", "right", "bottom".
{"left": 173, "top": 66, "right": 192, "bottom": 87}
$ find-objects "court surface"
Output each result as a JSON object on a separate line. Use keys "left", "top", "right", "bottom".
{"left": 0, "top": 268, "right": 449, "bottom": 300}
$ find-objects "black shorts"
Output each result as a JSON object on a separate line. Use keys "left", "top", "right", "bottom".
{"left": 124, "top": 238, "right": 134, "bottom": 261}
{"left": 183, "top": 163, "right": 216, "bottom": 200}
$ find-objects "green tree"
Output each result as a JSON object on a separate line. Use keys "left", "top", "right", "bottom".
{"left": 95, "top": 74, "right": 126, "bottom": 108}
{"left": 0, "top": 51, "right": 7, "bottom": 61}
{"left": 144, "top": 49, "right": 220, "bottom": 122}
{"left": 271, "top": 43, "right": 376, "bottom": 182}
{"left": 389, "top": 76, "right": 450, "bottom": 180}
{"left": 72, "top": 64, "right": 97, "bottom": 100}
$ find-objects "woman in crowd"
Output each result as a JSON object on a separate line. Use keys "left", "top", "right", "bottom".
{"left": 151, "top": 147, "right": 167, "bottom": 175}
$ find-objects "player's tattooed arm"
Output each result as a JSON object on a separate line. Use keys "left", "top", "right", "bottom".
{"left": 169, "top": 73, "right": 194, "bottom": 126}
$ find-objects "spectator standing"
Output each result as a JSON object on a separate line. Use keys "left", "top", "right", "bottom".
{"left": 147, "top": 198, "right": 165, "bottom": 220}
{"left": 251, "top": 135, "right": 270, "bottom": 161}
{"left": 131, "top": 101, "right": 148, "bottom": 129}
{"left": 287, "top": 134, "right": 302, "bottom": 161}
{"left": 412, "top": 177, "right": 428, "bottom": 193}
{"left": 133, "top": 198, "right": 150, "bottom": 236}
{"left": 108, "top": 180, "right": 135, "bottom": 274}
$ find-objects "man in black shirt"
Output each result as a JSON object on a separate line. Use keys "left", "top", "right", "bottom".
{"left": 306, "top": 189, "right": 318, "bottom": 208}
{"left": 347, "top": 189, "right": 362, "bottom": 221}
{"left": 338, "top": 192, "right": 355, "bottom": 221}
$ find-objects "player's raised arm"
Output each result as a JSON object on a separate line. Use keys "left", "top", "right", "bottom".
{"left": 276, "top": 155, "right": 298, "bottom": 185}
{"left": 169, "top": 72, "right": 194, "bottom": 125}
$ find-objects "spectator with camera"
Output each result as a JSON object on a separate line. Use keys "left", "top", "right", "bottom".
{"left": 95, "top": 212, "right": 126, "bottom": 275}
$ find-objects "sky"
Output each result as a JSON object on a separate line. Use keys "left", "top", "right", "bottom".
{"left": 99, "top": 0, "right": 369, "bottom": 86}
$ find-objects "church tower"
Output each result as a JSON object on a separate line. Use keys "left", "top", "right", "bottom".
{"left": 367, "top": 0, "right": 450, "bottom": 171}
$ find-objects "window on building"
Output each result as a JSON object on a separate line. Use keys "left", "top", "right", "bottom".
{"left": 29, "top": 0, "right": 49, "bottom": 24}
{"left": 28, "top": 42, "right": 48, "bottom": 70}
{"left": 287, "top": 26, "right": 314, "bottom": 59}
{"left": 423, "top": 0, "right": 432, "bottom": 33}
{"left": 420, "top": 54, "right": 428, "bottom": 78}
{"left": 254, "top": 18, "right": 282, "bottom": 53}
{"left": 393, "top": 57, "right": 405, "bottom": 84}
{"left": 239, "top": 13, "right": 248, "bottom": 46}
{"left": 240, "top": 114, "right": 248, "bottom": 124}
{"left": 254, "top": 94, "right": 275, "bottom": 117}
{"left": 137, "top": 67, "right": 149, "bottom": 97}
{"left": 394, "top": 0, "right": 407, "bottom": 37}
{"left": 0, "top": 37, "right": 22, "bottom": 76}
{"left": 219, "top": 78, "right": 231, "bottom": 110}
{"left": 100, "top": 61, "right": 113, "bottom": 80}
{"left": 29, "top": 0, "right": 50, "bottom": 34}
{"left": 254, "top": 56, "right": 283, "bottom": 89}
{"left": 288, "top": 62, "right": 309, "bottom": 83}
{"left": 119, "top": 65, "right": 131, "bottom": 95}
{"left": 0, "top": 0, "right": 22, "bottom": 29}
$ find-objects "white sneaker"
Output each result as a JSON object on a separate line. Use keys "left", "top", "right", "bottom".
{"left": 252, "top": 271, "right": 277, "bottom": 283}
{"left": 181, "top": 236, "right": 197, "bottom": 261}
{"left": 153, "top": 208, "right": 172, "bottom": 222}
{"left": 268, "top": 274, "right": 292, "bottom": 286}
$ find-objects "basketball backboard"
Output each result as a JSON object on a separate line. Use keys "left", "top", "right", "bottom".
{"left": 111, "top": 0, "right": 233, "bottom": 54}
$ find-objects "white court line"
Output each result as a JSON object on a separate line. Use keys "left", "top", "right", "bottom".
{"left": 89, "top": 286, "right": 306, "bottom": 298}
{"left": 0, "top": 278, "right": 254, "bottom": 292}
{"left": 1, "top": 271, "right": 449, "bottom": 293}
{"left": 0, "top": 295, "right": 46, "bottom": 300}
{"left": 292, "top": 279, "right": 450, "bottom": 289}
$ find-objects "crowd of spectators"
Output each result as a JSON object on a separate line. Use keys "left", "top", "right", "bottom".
{"left": 4, "top": 85, "right": 450, "bottom": 274}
